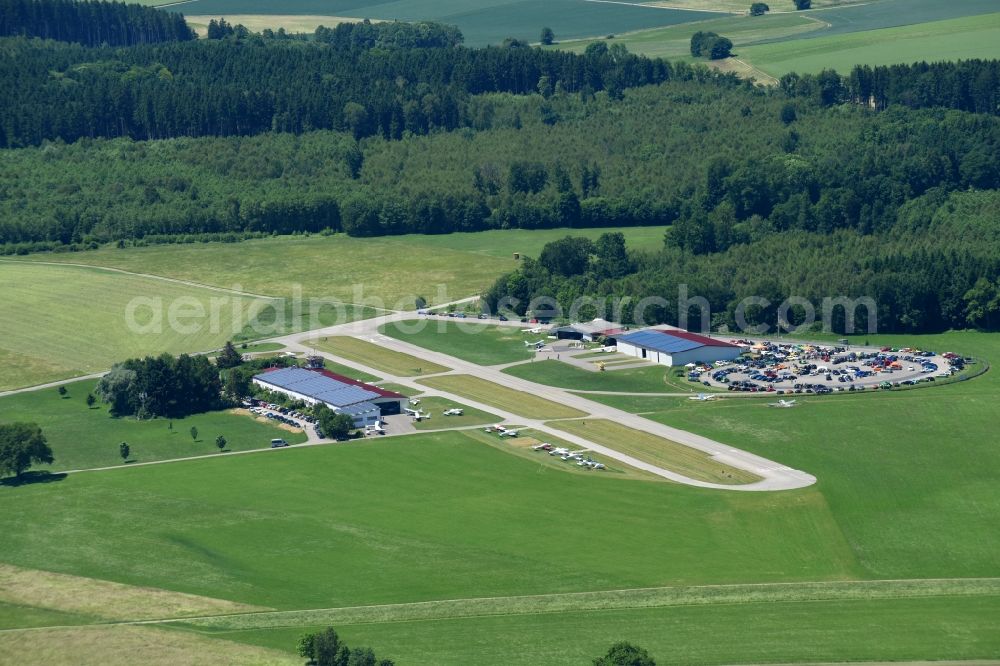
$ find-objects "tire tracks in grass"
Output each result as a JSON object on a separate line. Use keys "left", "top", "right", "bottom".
{"left": 156, "top": 578, "right": 1000, "bottom": 631}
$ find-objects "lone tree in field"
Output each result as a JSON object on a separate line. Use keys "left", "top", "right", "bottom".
{"left": 0, "top": 423, "right": 53, "bottom": 480}
{"left": 794, "top": 0, "right": 811, "bottom": 9}
{"left": 690, "top": 31, "right": 732, "bottom": 59}
{"left": 86, "top": 393, "right": 96, "bottom": 409}
{"left": 190, "top": 426, "right": 198, "bottom": 442}
{"left": 593, "top": 641, "right": 656, "bottom": 666}
{"left": 215, "top": 435, "right": 227, "bottom": 452}
{"left": 215, "top": 341, "right": 244, "bottom": 369}
{"left": 750, "top": 2, "right": 770, "bottom": 16}
{"left": 119, "top": 442, "right": 130, "bottom": 462}
{"left": 297, "top": 626, "right": 394, "bottom": 666}
{"left": 540, "top": 26, "right": 555, "bottom": 45}
{"left": 57, "top": 386, "right": 67, "bottom": 397}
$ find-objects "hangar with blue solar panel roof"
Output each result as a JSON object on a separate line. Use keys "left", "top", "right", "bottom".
{"left": 252, "top": 367, "right": 405, "bottom": 428}
{"left": 615, "top": 329, "right": 743, "bottom": 367}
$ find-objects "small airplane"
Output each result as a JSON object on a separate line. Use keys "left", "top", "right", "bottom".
{"left": 364, "top": 423, "right": 386, "bottom": 435}
{"left": 769, "top": 399, "right": 797, "bottom": 408}
{"left": 524, "top": 340, "right": 545, "bottom": 349}
{"left": 688, "top": 393, "right": 716, "bottom": 402}
{"left": 405, "top": 408, "right": 429, "bottom": 419}
{"left": 408, "top": 398, "right": 421, "bottom": 405}
{"left": 499, "top": 429, "right": 519, "bottom": 438}
{"left": 442, "top": 408, "right": 463, "bottom": 416}
{"left": 531, "top": 442, "right": 553, "bottom": 451}
{"left": 522, "top": 327, "right": 543, "bottom": 334}
{"left": 549, "top": 447, "right": 570, "bottom": 456}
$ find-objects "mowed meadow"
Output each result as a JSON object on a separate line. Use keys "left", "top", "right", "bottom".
{"left": 1, "top": 326, "right": 1000, "bottom": 662}
{"left": 1, "top": 227, "right": 665, "bottom": 390}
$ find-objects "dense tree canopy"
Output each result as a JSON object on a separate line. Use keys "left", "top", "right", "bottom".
{"left": 96, "top": 353, "right": 222, "bottom": 418}
{"left": 0, "top": 0, "right": 194, "bottom": 46}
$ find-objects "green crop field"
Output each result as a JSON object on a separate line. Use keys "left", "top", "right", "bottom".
{"left": 380, "top": 321, "right": 535, "bottom": 365}
{"left": 307, "top": 336, "right": 449, "bottom": 376}
{"left": 417, "top": 374, "right": 586, "bottom": 419}
{"left": 554, "top": 12, "right": 824, "bottom": 59}
{"left": 0, "top": 262, "right": 278, "bottom": 392}
{"left": 740, "top": 12, "right": 1000, "bottom": 77}
{"left": 550, "top": 418, "right": 760, "bottom": 484}
{"left": 0, "top": 380, "right": 306, "bottom": 472}
{"left": 162, "top": 0, "right": 717, "bottom": 46}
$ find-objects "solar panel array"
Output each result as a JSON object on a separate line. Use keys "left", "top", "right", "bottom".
{"left": 255, "top": 367, "right": 381, "bottom": 407}
{"left": 617, "top": 330, "right": 705, "bottom": 354}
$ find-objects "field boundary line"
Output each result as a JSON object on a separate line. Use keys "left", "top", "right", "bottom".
{"left": 154, "top": 578, "right": 1000, "bottom": 630}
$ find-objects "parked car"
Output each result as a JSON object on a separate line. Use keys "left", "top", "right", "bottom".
{"left": 270, "top": 438, "right": 289, "bottom": 448}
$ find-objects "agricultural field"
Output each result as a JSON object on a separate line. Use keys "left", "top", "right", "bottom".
{"left": 0, "top": 379, "right": 306, "bottom": 472}
{"left": 0, "top": 262, "right": 275, "bottom": 391}
{"left": 553, "top": 12, "right": 825, "bottom": 59}
{"left": 162, "top": 0, "right": 718, "bottom": 46}
{"left": 307, "top": 336, "right": 450, "bottom": 377}
{"left": 417, "top": 375, "right": 586, "bottom": 419}
{"left": 380, "top": 321, "right": 535, "bottom": 365}
{"left": 550, "top": 418, "right": 760, "bottom": 484}
{"left": 740, "top": 11, "right": 1000, "bottom": 77}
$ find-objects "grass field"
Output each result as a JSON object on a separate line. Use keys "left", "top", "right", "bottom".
{"left": 0, "top": 380, "right": 306, "bottom": 473}
{"left": 504, "top": 359, "right": 682, "bottom": 392}
{"left": 307, "top": 359, "right": 382, "bottom": 384}
{"left": 186, "top": 14, "right": 365, "bottom": 37}
{"left": 380, "top": 321, "right": 535, "bottom": 365}
{"left": 164, "top": 0, "right": 717, "bottom": 46}
{"left": 408, "top": 396, "right": 500, "bottom": 430}
{"left": 553, "top": 12, "right": 824, "bottom": 59}
{"left": 218, "top": 595, "right": 1000, "bottom": 665}
{"left": 550, "top": 418, "right": 760, "bottom": 484}
{"left": 417, "top": 374, "right": 586, "bottom": 419}
{"left": 741, "top": 11, "right": 1000, "bottom": 76}
{"left": 16, "top": 227, "right": 667, "bottom": 309}
{"left": 0, "top": 262, "right": 277, "bottom": 391}
{"left": 0, "top": 431, "right": 860, "bottom": 610}
{"left": 307, "top": 336, "right": 449, "bottom": 377}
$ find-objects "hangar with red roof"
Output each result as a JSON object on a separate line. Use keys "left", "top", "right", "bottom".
{"left": 615, "top": 329, "right": 743, "bottom": 367}
{"left": 253, "top": 367, "right": 406, "bottom": 428}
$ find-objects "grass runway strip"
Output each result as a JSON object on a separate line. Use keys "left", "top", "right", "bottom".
{"left": 307, "top": 336, "right": 449, "bottom": 377}
{"left": 417, "top": 374, "right": 585, "bottom": 419}
{"left": 174, "top": 578, "right": 1000, "bottom": 630}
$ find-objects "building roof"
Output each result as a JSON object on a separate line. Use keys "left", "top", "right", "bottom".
{"left": 557, "top": 318, "right": 626, "bottom": 336}
{"left": 255, "top": 367, "right": 402, "bottom": 407}
{"left": 617, "top": 329, "right": 739, "bottom": 354}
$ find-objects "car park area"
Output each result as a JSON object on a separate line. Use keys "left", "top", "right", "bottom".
{"left": 691, "top": 339, "right": 966, "bottom": 394}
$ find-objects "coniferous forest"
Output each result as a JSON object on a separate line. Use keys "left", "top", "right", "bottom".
{"left": 1, "top": 11, "right": 999, "bottom": 333}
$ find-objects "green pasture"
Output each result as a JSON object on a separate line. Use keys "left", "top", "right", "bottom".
{"left": 0, "top": 379, "right": 306, "bottom": 473}
{"left": 0, "top": 430, "right": 859, "bottom": 612}
{"left": 741, "top": 12, "right": 1000, "bottom": 77}
{"left": 0, "top": 262, "right": 274, "bottom": 391}
{"left": 221, "top": 594, "right": 1000, "bottom": 665}
{"left": 637, "top": 330, "right": 1000, "bottom": 578}
{"left": 380, "top": 321, "right": 535, "bottom": 365}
